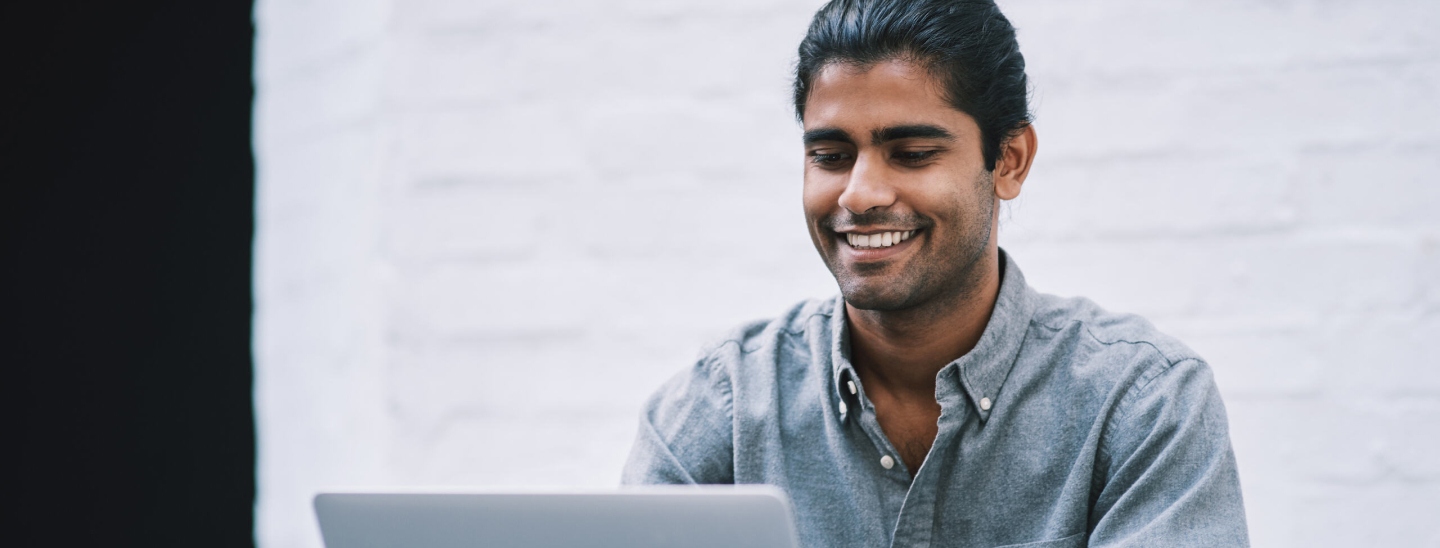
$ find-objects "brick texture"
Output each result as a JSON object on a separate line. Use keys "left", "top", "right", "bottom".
{"left": 254, "top": 1, "right": 1440, "bottom": 546}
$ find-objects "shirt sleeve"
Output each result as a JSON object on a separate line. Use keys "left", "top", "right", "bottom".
{"left": 1088, "top": 358, "right": 1250, "bottom": 547}
{"left": 620, "top": 354, "right": 736, "bottom": 485}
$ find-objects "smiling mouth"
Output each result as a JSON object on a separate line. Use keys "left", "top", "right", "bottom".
{"left": 843, "top": 230, "right": 916, "bottom": 249}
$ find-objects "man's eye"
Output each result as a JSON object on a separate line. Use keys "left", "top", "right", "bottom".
{"left": 894, "top": 150, "right": 939, "bottom": 163}
{"left": 809, "top": 152, "right": 851, "bottom": 166}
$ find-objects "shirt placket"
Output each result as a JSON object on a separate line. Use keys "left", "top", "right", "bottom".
{"left": 841, "top": 366, "right": 970, "bottom": 548}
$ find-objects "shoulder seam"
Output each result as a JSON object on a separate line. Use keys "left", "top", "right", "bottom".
{"left": 783, "top": 309, "right": 833, "bottom": 337}
{"left": 1031, "top": 316, "right": 1190, "bottom": 367}
{"left": 701, "top": 302, "right": 833, "bottom": 350}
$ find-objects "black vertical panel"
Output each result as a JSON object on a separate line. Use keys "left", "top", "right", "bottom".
{"left": 2, "top": 1, "right": 255, "bottom": 545}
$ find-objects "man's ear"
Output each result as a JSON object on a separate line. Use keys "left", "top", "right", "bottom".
{"left": 993, "top": 124, "right": 1037, "bottom": 201}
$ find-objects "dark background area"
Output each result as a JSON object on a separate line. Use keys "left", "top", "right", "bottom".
{"left": 3, "top": 1, "right": 256, "bottom": 545}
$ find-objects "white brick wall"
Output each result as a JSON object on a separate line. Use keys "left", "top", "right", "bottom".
{"left": 253, "top": 1, "right": 1440, "bottom": 546}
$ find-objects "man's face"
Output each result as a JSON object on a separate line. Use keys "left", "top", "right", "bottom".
{"left": 802, "top": 59, "right": 997, "bottom": 311}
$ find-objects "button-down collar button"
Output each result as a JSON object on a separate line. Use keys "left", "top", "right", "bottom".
{"left": 879, "top": 455, "right": 895, "bottom": 469}
{"left": 838, "top": 401, "right": 848, "bottom": 415}
{"left": 847, "top": 380, "right": 857, "bottom": 395}
{"left": 979, "top": 397, "right": 992, "bottom": 411}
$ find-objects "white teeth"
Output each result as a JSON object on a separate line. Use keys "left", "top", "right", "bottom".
{"left": 846, "top": 230, "right": 917, "bottom": 248}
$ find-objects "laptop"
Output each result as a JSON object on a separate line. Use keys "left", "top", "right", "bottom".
{"left": 313, "top": 486, "right": 801, "bottom": 548}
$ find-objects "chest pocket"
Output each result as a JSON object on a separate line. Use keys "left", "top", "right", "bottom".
{"left": 989, "top": 531, "right": 1086, "bottom": 548}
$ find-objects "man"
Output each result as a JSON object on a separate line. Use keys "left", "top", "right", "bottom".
{"left": 622, "top": 0, "right": 1249, "bottom": 546}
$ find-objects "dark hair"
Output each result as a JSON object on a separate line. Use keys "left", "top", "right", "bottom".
{"left": 794, "top": 0, "right": 1031, "bottom": 169}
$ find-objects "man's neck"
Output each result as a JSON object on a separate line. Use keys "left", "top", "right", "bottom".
{"left": 845, "top": 247, "right": 1003, "bottom": 399}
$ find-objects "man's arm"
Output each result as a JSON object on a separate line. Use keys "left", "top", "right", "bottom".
{"left": 621, "top": 355, "right": 736, "bottom": 484}
{"left": 1089, "top": 358, "right": 1250, "bottom": 547}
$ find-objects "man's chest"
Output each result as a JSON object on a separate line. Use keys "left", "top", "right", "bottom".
{"left": 870, "top": 397, "right": 941, "bottom": 474}
{"left": 738, "top": 401, "right": 1099, "bottom": 548}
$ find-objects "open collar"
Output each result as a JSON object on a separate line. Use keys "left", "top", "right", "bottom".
{"left": 830, "top": 249, "right": 1037, "bottom": 423}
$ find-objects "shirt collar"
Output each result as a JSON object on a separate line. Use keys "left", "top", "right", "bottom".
{"left": 830, "top": 248, "right": 1037, "bottom": 423}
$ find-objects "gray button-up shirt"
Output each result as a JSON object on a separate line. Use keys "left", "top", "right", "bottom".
{"left": 623, "top": 251, "right": 1248, "bottom": 548}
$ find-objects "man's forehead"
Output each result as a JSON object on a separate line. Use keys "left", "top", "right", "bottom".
{"left": 803, "top": 59, "right": 970, "bottom": 134}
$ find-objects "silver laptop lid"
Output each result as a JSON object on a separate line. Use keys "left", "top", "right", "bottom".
{"left": 313, "top": 486, "right": 800, "bottom": 548}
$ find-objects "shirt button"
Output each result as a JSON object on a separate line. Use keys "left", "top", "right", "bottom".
{"left": 979, "top": 397, "right": 992, "bottom": 411}
{"left": 838, "top": 401, "right": 848, "bottom": 415}
{"left": 847, "top": 380, "right": 857, "bottom": 395}
{"left": 880, "top": 455, "right": 895, "bottom": 469}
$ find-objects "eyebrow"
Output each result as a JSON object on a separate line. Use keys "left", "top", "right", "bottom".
{"left": 871, "top": 124, "right": 954, "bottom": 145}
{"left": 802, "top": 124, "right": 955, "bottom": 146}
{"left": 802, "top": 128, "right": 854, "bottom": 146}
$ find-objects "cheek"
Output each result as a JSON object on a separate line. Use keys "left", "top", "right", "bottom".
{"left": 933, "top": 175, "right": 995, "bottom": 236}
{"left": 802, "top": 171, "right": 844, "bottom": 218}
{"left": 910, "top": 184, "right": 976, "bottom": 234}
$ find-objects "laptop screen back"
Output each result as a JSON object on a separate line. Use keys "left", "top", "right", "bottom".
{"left": 314, "top": 487, "right": 800, "bottom": 548}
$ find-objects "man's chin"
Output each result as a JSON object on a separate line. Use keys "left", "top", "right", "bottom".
{"left": 838, "top": 281, "right": 917, "bottom": 312}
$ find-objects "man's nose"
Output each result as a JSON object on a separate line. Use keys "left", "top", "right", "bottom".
{"left": 837, "top": 150, "right": 897, "bottom": 214}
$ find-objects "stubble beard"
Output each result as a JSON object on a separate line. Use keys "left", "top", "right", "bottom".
{"left": 826, "top": 171, "right": 995, "bottom": 314}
